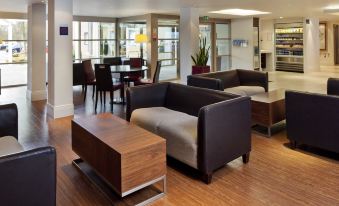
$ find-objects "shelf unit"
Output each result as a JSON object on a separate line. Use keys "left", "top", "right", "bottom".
{"left": 275, "top": 23, "right": 304, "bottom": 73}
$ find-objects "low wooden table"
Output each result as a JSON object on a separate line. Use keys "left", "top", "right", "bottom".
{"left": 72, "top": 113, "right": 166, "bottom": 205}
{"left": 251, "top": 89, "right": 286, "bottom": 137}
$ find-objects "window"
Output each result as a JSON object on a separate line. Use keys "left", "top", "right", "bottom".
{"left": 119, "top": 23, "right": 147, "bottom": 58}
{"left": 0, "top": 19, "right": 28, "bottom": 86}
{"left": 199, "top": 24, "right": 212, "bottom": 66}
{"left": 158, "top": 19, "right": 179, "bottom": 81}
{"left": 73, "top": 21, "right": 116, "bottom": 64}
{"left": 216, "top": 24, "right": 231, "bottom": 71}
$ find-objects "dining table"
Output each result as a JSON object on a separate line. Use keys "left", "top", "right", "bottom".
{"left": 110, "top": 65, "right": 148, "bottom": 104}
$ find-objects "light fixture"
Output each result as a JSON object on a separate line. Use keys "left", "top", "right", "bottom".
{"left": 209, "top": 9, "right": 270, "bottom": 16}
{"left": 135, "top": 34, "right": 148, "bottom": 59}
{"left": 135, "top": 34, "right": 148, "bottom": 43}
{"left": 279, "top": 17, "right": 284, "bottom": 19}
{"left": 324, "top": 5, "right": 339, "bottom": 15}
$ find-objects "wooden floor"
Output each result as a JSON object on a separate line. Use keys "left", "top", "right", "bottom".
{"left": 1, "top": 75, "right": 339, "bottom": 205}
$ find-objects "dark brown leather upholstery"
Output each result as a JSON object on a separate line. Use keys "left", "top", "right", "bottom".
{"left": 127, "top": 83, "right": 251, "bottom": 183}
{"left": 103, "top": 57, "right": 122, "bottom": 66}
{"left": 0, "top": 103, "right": 18, "bottom": 139}
{"left": 286, "top": 90, "right": 339, "bottom": 153}
{"left": 327, "top": 78, "right": 339, "bottom": 96}
{"left": 0, "top": 104, "right": 56, "bottom": 206}
{"left": 187, "top": 69, "right": 268, "bottom": 92}
{"left": 73, "top": 63, "right": 86, "bottom": 86}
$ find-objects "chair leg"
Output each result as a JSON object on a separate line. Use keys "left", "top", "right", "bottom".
{"left": 103, "top": 91, "right": 106, "bottom": 105}
{"left": 120, "top": 87, "right": 125, "bottom": 103}
{"left": 242, "top": 152, "right": 250, "bottom": 164}
{"left": 290, "top": 140, "right": 297, "bottom": 149}
{"left": 202, "top": 173, "right": 212, "bottom": 184}
{"left": 110, "top": 90, "right": 113, "bottom": 112}
{"left": 95, "top": 89, "right": 99, "bottom": 111}
{"left": 100, "top": 91, "right": 102, "bottom": 104}
{"left": 83, "top": 85, "right": 87, "bottom": 102}
{"left": 92, "top": 85, "right": 95, "bottom": 98}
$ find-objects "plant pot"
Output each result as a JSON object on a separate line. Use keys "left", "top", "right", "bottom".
{"left": 192, "top": 65, "right": 210, "bottom": 75}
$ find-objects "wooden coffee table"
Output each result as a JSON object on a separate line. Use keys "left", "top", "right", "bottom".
{"left": 251, "top": 89, "right": 286, "bottom": 137}
{"left": 72, "top": 113, "right": 166, "bottom": 205}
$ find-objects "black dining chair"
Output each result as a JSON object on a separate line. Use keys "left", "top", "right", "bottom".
{"left": 94, "top": 64, "right": 124, "bottom": 111}
{"left": 123, "top": 58, "right": 144, "bottom": 87}
{"left": 103, "top": 57, "right": 122, "bottom": 66}
{"left": 73, "top": 63, "right": 86, "bottom": 91}
{"left": 82, "top": 59, "right": 96, "bottom": 102}
{"left": 134, "top": 60, "right": 161, "bottom": 86}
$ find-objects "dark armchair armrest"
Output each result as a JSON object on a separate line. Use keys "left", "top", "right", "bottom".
{"left": 197, "top": 96, "right": 251, "bottom": 174}
{"left": 327, "top": 78, "right": 339, "bottom": 96}
{"left": 126, "top": 82, "right": 169, "bottom": 121}
{"left": 237, "top": 69, "right": 268, "bottom": 92}
{"left": 0, "top": 103, "right": 18, "bottom": 139}
{"left": 187, "top": 75, "right": 223, "bottom": 91}
{"left": 0, "top": 146, "right": 56, "bottom": 206}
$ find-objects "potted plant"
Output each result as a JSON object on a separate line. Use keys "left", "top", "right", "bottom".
{"left": 191, "top": 37, "right": 210, "bottom": 75}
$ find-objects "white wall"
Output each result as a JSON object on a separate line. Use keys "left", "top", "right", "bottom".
{"left": 260, "top": 19, "right": 275, "bottom": 70}
{"left": 231, "top": 18, "right": 254, "bottom": 70}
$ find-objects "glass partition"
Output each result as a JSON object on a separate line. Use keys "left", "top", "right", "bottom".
{"left": 0, "top": 19, "right": 27, "bottom": 86}
{"left": 119, "top": 23, "right": 147, "bottom": 58}
{"left": 73, "top": 21, "right": 116, "bottom": 64}
{"left": 158, "top": 19, "right": 179, "bottom": 81}
{"left": 216, "top": 23, "right": 231, "bottom": 71}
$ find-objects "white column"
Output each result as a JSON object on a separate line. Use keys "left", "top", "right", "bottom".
{"left": 304, "top": 18, "right": 320, "bottom": 72}
{"left": 179, "top": 8, "right": 199, "bottom": 83}
{"left": 27, "top": 3, "right": 47, "bottom": 101}
{"left": 47, "top": 0, "right": 74, "bottom": 119}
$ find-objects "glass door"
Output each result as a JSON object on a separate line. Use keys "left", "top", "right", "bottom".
{"left": 157, "top": 19, "right": 179, "bottom": 81}
{"left": 216, "top": 24, "right": 231, "bottom": 71}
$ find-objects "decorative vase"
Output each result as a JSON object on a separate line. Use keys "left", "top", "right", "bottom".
{"left": 192, "top": 65, "right": 210, "bottom": 75}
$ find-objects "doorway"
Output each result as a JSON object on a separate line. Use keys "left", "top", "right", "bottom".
{"left": 334, "top": 24, "right": 339, "bottom": 65}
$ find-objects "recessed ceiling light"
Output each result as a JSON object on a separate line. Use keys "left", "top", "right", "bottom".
{"left": 279, "top": 17, "right": 284, "bottom": 19}
{"left": 209, "top": 9, "right": 271, "bottom": 16}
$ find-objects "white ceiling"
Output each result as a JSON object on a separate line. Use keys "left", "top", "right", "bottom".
{"left": 1, "top": 0, "right": 339, "bottom": 20}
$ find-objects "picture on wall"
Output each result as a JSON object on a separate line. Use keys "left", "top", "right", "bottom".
{"left": 319, "top": 23, "right": 327, "bottom": 51}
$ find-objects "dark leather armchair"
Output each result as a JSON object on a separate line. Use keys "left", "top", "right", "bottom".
{"left": 0, "top": 103, "right": 56, "bottom": 206}
{"left": 286, "top": 87, "right": 339, "bottom": 153}
{"left": 187, "top": 69, "right": 268, "bottom": 94}
{"left": 127, "top": 83, "right": 251, "bottom": 184}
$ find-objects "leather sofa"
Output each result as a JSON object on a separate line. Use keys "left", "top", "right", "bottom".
{"left": 187, "top": 69, "right": 268, "bottom": 96}
{"left": 126, "top": 82, "right": 252, "bottom": 184}
{"left": 286, "top": 78, "right": 339, "bottom": 153}
{"left": 0, "top": 103, "right": 56, "bottom": 206}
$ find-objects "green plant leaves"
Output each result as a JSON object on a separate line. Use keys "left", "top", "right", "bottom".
{"left": 191, "top": 37, "right": 210, "bottom": 66}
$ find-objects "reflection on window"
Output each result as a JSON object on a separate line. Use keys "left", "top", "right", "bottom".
{"left": 119, "top": 23, "right": 147, "bottom": 58}
{"left": 199, "top": 25, "right": 212, "bottom": 66}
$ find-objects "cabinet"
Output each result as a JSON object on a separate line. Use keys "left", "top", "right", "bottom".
{"left": 275, "top": 23, "right": 304, "bottom": 72}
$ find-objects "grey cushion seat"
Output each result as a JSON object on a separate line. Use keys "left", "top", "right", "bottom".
{"left": 130, "top": 107, "right": 198, "bottom": 168}
{"left": 0, "top": 136, "right": 23, "bottom": 156}
{"left": 224, "top": 86, "right": 265, "bottom": 96}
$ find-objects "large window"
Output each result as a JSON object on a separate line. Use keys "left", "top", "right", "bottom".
{"left": 0, "top": 19, "right": 27, "bottom": 86}
{"left": 158, "top": 19, "right": 179, "bottom": 81}
{"left": 73, "top": 21, "right": 116, "bottom": 64}
{"left": 199, "top": 24, "right": 212, "bottom": 67}
{"left": 119, "top": 23, "right": 147, "bottom": 58}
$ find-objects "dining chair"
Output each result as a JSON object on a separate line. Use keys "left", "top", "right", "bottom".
{"left": 82, "top": 59, "right": 96, "bottom": 102}
{"left": 134, "top": 60, "right": 162, "bottom": 86}
{"left": 123, "top": 58, "right": 144, "bottom": 87}
{"left": 73, "top": 63, "right": 86, "bottom": 91}
{"left": 94, "top": 64, "right": 124, "bottom": 111}
{"left": 103, "top": 57, "right": 122, "bottom": 66}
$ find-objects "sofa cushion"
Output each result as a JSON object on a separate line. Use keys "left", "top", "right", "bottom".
{"left": 130, "top": 107, "right": 198, "bottom": 169}
{"left": 0, "top": 136, "right": 23, "bottom": 157}
{"left": 224, "top": 86, "right": 265, "bottom": 96}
